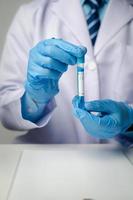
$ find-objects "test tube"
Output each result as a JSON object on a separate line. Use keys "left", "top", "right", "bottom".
{"left": 77, "top": 56, "right": 85, "bottom": 107}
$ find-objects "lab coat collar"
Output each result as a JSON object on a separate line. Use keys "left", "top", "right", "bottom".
{"left": 50, "top": 0, "right": 133, "bottom": 57}
{"left": 50, "top": 0, "right": 94, "bottom": 60}
{"left": 94, "top": 0, "right": 133, "bottom": 55}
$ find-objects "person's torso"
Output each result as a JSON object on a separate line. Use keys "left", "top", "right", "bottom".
{"left": 15, "top": 0, "right": 133, "bottom": 144}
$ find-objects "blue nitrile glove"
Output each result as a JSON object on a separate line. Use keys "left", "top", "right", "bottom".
{"left": 72, "top": 96, "right": 133, "bottom": 139}
{"left": 25, "top": 39, "right": 87, "bottom": 104}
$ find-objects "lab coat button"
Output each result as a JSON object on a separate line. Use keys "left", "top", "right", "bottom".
{"left": 88, "top": 61, "right": 97, "bottom": 71}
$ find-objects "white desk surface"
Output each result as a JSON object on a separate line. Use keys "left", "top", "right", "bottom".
{"left": 0, "top": 144, "right": 133, "bottom": 200}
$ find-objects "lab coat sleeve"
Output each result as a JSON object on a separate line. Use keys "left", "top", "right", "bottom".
{"left": 0, "top": 4, "right": 56, "bottom": 131}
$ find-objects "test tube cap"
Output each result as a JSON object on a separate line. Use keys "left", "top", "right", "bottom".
{"left": 77, "top": 56, "right": 85, "bottom": 64}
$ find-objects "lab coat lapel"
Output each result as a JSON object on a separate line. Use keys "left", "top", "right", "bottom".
{"left": 94, "top": 0, "right": 133, "bottom": 55}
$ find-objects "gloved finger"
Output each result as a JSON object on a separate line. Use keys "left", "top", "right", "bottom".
{"left": 30, "top": 53, "right": 68, "bottom": 73}
{"left": 72, "top": 96, "right": 81, "bottom": 108}
{"left": 80, "top": 114, "right": 117, "bottom": 139}
{"left": 100, "top": 115, "right": 120, "bottom": 131}
{"left": 73, "top": 97, "right": 117, "bottom": 128}
{"left": 72, "top": 102, "right": 117, "bottom": 139}
{"left": 97, "top": 114, "right": 122, "bottom": 138}
{"left": 36, "top": 44, "right": 77, "bottom": 65}
{"left": 28, "top": 63, "right": 62, "bottom": 81}
{"left": 43, "top": 38, "right": 87, "bottom": 58}
{"left": 85, "top": 99, "right": 117, "bottom": 114}
{"left": 73, "top": 107, "right": 87, "bottom": 119}
{"left": 73, "top": 98, "right": 99, "bottom": 122}
{"left": 72, "top": 95, "right": 85, "bottom": 109}
{"left": 73, "top": 107, "right": 105, "bottom": 137}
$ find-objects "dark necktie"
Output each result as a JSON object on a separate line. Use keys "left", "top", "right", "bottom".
{"left": 84, "top": 0, "right": 102, "bottom": 45}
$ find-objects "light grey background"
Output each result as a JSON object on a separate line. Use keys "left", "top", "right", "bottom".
{"left": 0, "top": 0, "right": 30, "bottom": 55}
{"left": 0, "top": 0, "right": 30, "bottom": 143}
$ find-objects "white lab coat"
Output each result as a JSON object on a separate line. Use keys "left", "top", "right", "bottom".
{"left": 0, "top": 0, "right": 133, "bottom": 144}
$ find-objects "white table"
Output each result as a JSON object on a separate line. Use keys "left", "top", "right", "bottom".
{"left": 0, "top": 144, "right": 133, "bottom": 200}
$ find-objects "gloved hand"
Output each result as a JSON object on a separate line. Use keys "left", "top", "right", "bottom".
{"left": 72, "top": 96, "right": 133, "bottom": 139}
{"left": 26, "top": 38, "right": 87, "bottom": 104}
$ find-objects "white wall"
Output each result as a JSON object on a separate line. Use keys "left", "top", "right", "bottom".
{"left": 0, "top": 0, "right": 30, "bottom": 143}
{"left": 0, "top": 0, "right": 30, "bottom": 55}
